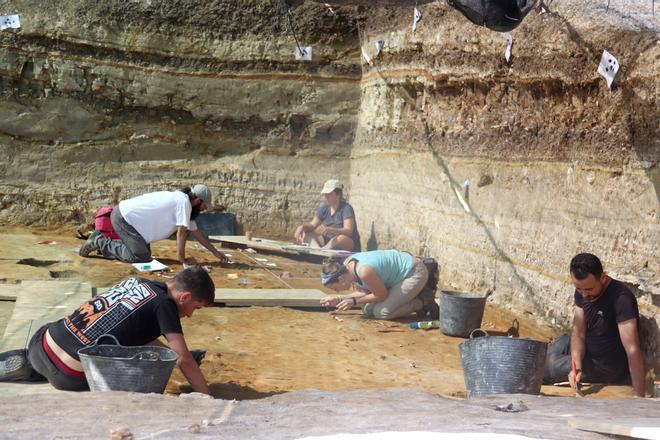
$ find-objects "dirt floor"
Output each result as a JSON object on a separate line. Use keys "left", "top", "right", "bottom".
{"left": 0, "top": 227, "right": 638, "bottom": 400}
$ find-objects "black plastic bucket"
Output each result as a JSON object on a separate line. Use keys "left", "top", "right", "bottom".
{"left": 459, "top": 329, "right": 547, "bottom": 398}
{"left": 439, "top": 291, "right": 486, "bottom": 337}
{"left": 78, "top": 335, "right": 178, "bottom": 393}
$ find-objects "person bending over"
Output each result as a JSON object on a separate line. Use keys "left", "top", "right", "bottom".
{"left": 320, "top": 250, "right": 439, "bottom": 320}
{"left": 543, "top": 253, "right": 645, "bottom": 397}
{"left": 294, "top": 179, "right": 361, "bottom": 252}
{"left": 79, "top": 184, "right": 227, "bottom": 267}
{"left": 0, "top": 266, "right": 215, "bottom": 395}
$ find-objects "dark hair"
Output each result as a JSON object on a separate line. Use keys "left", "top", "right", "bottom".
{"left": 570, "top": 253, "right": 603, "bottom": 280}
{"left": 332, "top": 188, "right": 343, "bottom": 198}
{"left": 321, "top": 260, "right": 347, "bottom": 286}
{"left": 179, "top": 187, "right": 194, "bottom": 201}
{"left": 171, "top": 266, "right": 215, "bottom": 304}
{"left": 178, "top": 187, "right": 201, "bottom": 220}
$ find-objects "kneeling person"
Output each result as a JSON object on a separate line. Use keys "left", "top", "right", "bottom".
{"left": 0, "top": 266, "right": 215, "bottom": 395}
{"left": 320, "top": 250, "right": 439, "bottom": 320}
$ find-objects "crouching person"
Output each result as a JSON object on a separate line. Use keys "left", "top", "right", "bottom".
{"left": 320, "top": 250, "right": 439, "bottom": 320}
{"left": 0, "top": 266, "right": 215, "bottom": 395}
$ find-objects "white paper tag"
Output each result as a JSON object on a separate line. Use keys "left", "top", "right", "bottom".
{"left": 597, "top": 50, "right": 620, "bottom": 89}
{"left": 503, "top": 34, "right": 513, "bottom": 63}
{"left": 412, "top": 7, "right": 422, "bottom": 33}
{"left": 375, "top": 40, "right": 385, "bottom": 57}
{"left": 294, "top": 46, "right": 312, "bottom": 61}
{"left": 0, "top": 14, "right": 20, "bottom": 30}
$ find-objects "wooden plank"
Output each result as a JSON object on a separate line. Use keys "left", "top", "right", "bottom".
{"left": 214, "top": 288, "right": 329, "bottom": 307}
{"left": 0, "top": 281, "right": 92, "bottom": 351}
{"left": 210, "top": 235, "right": 354, "bottom": 258}
{"left": 569, "top": 418, "right": 660, "bottom": 440}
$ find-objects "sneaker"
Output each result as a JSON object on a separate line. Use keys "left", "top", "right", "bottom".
{"left": 416, "top": 288, "right": 440, "bottom": 320}
{"left": 0, "top": 349, "right": 34, "bottom": 382}
{"left": 79, "top": 229, "right": 101, "bottom": 257}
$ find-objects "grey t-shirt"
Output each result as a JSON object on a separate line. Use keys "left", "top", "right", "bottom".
{"left": 315, "top": 200, "right": 361, "bottom": 252}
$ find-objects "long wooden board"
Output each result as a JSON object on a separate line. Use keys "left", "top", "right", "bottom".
{"left": 0, "top": 281, "right": 91, "bottom": 351}
{"left": 92, "top": 287, "right": 331, "bottom": 308}
{"left": 214, "top": 288, "right": 329, "bottom": 307}
{"left": 210, "top": 235, "right": 354, "bottom": 259}
{"left": 569, "top": 418, "right": 660, "bottom": 440}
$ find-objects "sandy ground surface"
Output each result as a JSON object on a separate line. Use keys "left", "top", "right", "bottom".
{"left": 0, "top": 227, "right": 638, "bottom": 400}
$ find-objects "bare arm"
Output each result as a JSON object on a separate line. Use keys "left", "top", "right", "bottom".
{"left": 295, "top": 217, "right": 322, "bottom": 242}
{"left": 176, "top": 226, "right": 191, "bottom": 265}
{"left": 190, "top": 229, "right": 228, "bottom": 263}
{"left": 317, "top": 217, "right": 355, "bottom": 238}
{"left": 569, "top": 307, "right": 587, "bottom": 387}
{"left": 333, "top": 269, "right": 387, "bottom": 311}
{"left": 618, "top": 319, "right": 645, "bottom": 397}
{"left": 165, "top": 332, "right": 211, "bottom": 395}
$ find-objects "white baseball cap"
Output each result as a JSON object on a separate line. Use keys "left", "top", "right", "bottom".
{"left": 192, "top": 184, "right": 212, "bottom": 207}
{"left": 320, "top": 179, "right": 343, "bottom": 195}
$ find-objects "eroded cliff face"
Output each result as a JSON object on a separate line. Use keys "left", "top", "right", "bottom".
{"left": 348, "top": 1, "right": 658, "bottom": 358}
{"left": 0, "top": 1, "right": 657, "bottom": 357}
{"left": 0, "top": 0, "right": 361, "bottom": 231}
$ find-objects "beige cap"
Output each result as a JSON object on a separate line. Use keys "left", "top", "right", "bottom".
{"left": 192, "top": 184, "right": 212, "bottom": 207}
{"left": 320, "top": 179, "right": 343, "bottom": 194}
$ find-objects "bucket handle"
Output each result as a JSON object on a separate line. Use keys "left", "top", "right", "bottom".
{"left": 92, "top": 334, "right": 121, "bottom": 346}
{"left": 469, "top": 328, "right": 489, "bottom": 339}
{"left": 90, "top": 334, "right": 165, "bottom": 362}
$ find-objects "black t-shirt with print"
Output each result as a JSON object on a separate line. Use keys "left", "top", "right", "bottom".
{"left": 48, "top": 278, "right": 183, "bottom": 360}
{"left": 574, "top": 278, "right": 639, "bottom": 368}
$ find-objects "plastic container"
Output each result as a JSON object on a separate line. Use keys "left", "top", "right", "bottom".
{"left": 78, "top": 335, "right": 178, "bottom": 393}
{"left": 459, "top": 329, "right": 547, "bottom": 398}
{"left": 439, "top": 291, "right": 487, "bottom": 337}
{"left": 410, "top": 320, "right": 440, "bottom": 330}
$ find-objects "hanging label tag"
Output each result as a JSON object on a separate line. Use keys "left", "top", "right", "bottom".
{"left": 412, "top": 7, "right": 422, "bottom": 32}
{"left": 295, "top": 46, "right": 312, "bottom": 61}
{"left": 0, "top": 14, "right": 20, "bottom": 30}
{"left": 503, "top": 34, "right": 513, "bottom": 63}
{"left": 375, "top": 40, "right": 385, "bottom": 57}
{"left": 597, "top": 50, "right": 620, "bottom": 89}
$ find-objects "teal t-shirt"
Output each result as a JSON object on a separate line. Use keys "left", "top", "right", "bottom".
{"left": 349, "top": 250, "right": 414, "bottom": 289}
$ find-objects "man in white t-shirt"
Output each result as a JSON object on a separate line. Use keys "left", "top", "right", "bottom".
{"left": 79, "top": 184, "right": 227, "bottom": 266}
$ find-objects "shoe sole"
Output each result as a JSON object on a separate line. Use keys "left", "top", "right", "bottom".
{"left": 79, "top": 231, "right": 101, "bottom": 257}
{"left": 0, "top": 349, "right": 33, "bottom": 381}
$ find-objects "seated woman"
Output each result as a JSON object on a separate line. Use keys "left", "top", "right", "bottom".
{"left": 294, "top": 179, "right": 361, "bottom": 252}
{"left": 320, "top": 250, "right": 439, "bottom": 320}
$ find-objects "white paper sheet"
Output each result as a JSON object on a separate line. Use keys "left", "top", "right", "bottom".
{"left": 503, "top": 34, "right": 513, "bottom": 63}
{"left": 412, "top": 7, "right": 422, "bottom": 32}
{"left": 597, "top": 50, "right": 620, "bottom": 89}
{"left": 375, "top": 40, "right": 385, "bottom": 57}
{"left": 295, "top": 46, "right": 312, "bottom": 61}
{"left": 132, "top": 259, "right": 168, "bottom": 272}
{"left": 0, "top": 14, "right": 20, "bottom": 30}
